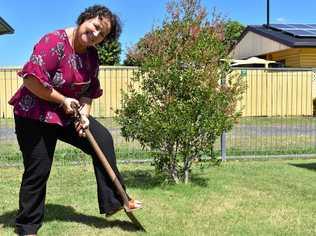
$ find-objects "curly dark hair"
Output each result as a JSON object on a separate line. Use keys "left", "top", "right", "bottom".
{"left": 76, "top": 5, "right": 122, "bottom": 44}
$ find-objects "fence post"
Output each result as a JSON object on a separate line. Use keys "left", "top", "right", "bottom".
{"left": 220, "top": 73, "right": 227, "bottom": 161}
{"left": 220, "top": 132, "right": 226, "bottom": 161}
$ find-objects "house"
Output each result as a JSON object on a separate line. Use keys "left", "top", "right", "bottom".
{"left": 230, "top": 24, "right": 316, "bottom": 68}
{"left": 0, "top": 16, "right": 14, "bottom": 35}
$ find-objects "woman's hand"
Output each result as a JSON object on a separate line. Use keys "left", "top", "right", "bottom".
{"left": 61, "top": 97, "right": 80, "bottom": 115}
{"left": 75, "top": 98, "right": 92, "bottom": 137}
{"left": 75, "top": 113, "right": 90, "bottom": 137}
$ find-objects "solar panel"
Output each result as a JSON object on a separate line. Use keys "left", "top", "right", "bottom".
{"left": 285, "top": 30, "right": 316, "bottom": 37}
{"left": 288, "top": 24, "right": 312, "bottom": 28}
{"left": 269, "top": 24, "right": 293, "bottom": 29}
{"left": 269, "top": 24, "right": 316, "bottom": 37}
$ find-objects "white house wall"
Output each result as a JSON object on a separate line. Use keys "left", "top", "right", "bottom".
{"left": 230, "top": 31, "right": 290, "bottom": 59}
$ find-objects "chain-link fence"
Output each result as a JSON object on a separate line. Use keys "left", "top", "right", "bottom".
{"left": 223, "top": 68, "right": 316, "bottom": 159}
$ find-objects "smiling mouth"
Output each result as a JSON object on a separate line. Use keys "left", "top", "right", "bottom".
{"left": 86, "top": 32, "right": 95, "bottom": 43}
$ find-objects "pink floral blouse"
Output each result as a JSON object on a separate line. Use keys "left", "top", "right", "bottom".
{"left": 9, "top": 29, "right": 103, "bottom": 126}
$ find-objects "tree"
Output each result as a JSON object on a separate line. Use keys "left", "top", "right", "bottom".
{"left": 116, "top": 0, "right": 245, "bottom": 184}
{"left": 123, "top": 19, "right": 244, "bottom": 66}
{"left": 123, "top": 44, "right": 142, "bottom": 66}
{"left": 96, "top": 40, "right": 121, "bottom": 65}
{"left": 123, "top": 30, "right": 165, "bottom": 66}
{"left": 123, "top": 32, "right": 153, "bottom": 66}
{"left": 223, "top": 20, "right": 245, "bottom": 51}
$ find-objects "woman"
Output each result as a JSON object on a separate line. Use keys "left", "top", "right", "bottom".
{"left": 9, "top": 5, "right": 141, "bottom": 236}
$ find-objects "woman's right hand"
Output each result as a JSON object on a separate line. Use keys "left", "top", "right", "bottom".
{"left": 61, "top": 97, "right": 80, "bottom": 115}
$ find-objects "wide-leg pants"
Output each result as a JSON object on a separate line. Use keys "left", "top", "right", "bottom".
{"left": 14, "top": 115, "right": 126, "bottom": 235}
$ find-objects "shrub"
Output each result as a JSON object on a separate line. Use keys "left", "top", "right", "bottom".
{"left": 116, "top": 0, "right": 245, "bottom": 183}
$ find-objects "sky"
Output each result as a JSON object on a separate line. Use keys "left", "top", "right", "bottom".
{"left": 1, "top": 0, "right": 316, "bottom": 66}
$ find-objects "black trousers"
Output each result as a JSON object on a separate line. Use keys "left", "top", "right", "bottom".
{"left": 14, "top": 115, "right": 126, "bottom": 235}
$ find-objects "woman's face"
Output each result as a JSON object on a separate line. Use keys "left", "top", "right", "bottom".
{"left": 77, "top": 16, "right": 111, "bottom": 47}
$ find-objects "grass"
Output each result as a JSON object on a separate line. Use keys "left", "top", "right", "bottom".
{"left": 239, "top": 116, "right": 316, "bottom": 125}
{"left": 0, "top": 159, "right": 316, "bottom": 235}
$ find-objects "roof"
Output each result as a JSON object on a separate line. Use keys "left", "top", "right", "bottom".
{"left": 222, "top": 57, "right": 277, "bottom": 68}
{"left": 239, "top": 25, "right": 316, "bottom": 48}
{"left": 231, "top": 57, "right": 276, "bottom": 67}
{"left": 0, "top": 17, "right": 14, "bottom": 35}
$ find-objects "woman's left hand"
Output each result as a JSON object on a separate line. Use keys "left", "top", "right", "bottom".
{"left": 75, "top": 114, "right": 90, "bottom": 137}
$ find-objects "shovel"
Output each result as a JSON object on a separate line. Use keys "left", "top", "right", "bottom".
{"left": 73, "top": 106, "right": 146, "bottom": 231}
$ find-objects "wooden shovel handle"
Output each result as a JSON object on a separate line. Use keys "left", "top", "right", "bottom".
{"left": 85, "top": 129, "right": 130, "bottom": 207}
{"left": 84, "top": 128, "right": 146, "bottom": 231}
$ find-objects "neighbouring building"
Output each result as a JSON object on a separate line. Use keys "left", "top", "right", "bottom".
{"left": 0, "top": 16, "right": 14, "bottom": 35}
{"left": 230, "top": 24, "right": 316, "bottom": 68}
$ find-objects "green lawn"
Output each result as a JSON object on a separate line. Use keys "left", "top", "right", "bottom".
{"left": 239, "top": 116, "right": 316, "bottom": 126}
{"left": 1, "top": 159, "right": 316, "bottom": 235}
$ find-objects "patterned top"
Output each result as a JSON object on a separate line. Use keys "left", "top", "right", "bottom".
{"left": 9, "top": 29, "right": 103, "bottom": 126}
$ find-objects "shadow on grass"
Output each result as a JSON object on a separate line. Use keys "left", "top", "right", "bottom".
{"left": 0, "top": 204, "right": 139, "bottom": 232}
{"left": 289, "top": 162, "right": 316, "bottom": 172}
{"left": 121, "top": 169, "right": 208, "bottom": 188}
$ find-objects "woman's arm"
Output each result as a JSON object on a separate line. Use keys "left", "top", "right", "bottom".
{"left": 23, "top": 76, "right": 79, "bottom": 114}
{"left": 23, "top": 76, "right": 65, "bottom": 104}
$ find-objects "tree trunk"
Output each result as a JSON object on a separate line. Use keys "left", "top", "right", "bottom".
{"left": 168, "top": 147, "right": 179, "bottom": 184}
{"left": 172, "top": 171, "right": 180, "bottom": 184}
{"left": 184, "top": 168, "right": 189, "bottom": 184}
{"left": 170, "top": 162, "right": 180, "bottom": 184}
{"left": 183, "top": 156, "right": 191, "bottom": 184}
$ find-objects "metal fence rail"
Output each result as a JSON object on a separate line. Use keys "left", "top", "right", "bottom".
{"left": 224, "top": 68, "right": 316, "bottom": 158}
{"left": 0, "top": 66, "right": 315, "bottom": 163}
